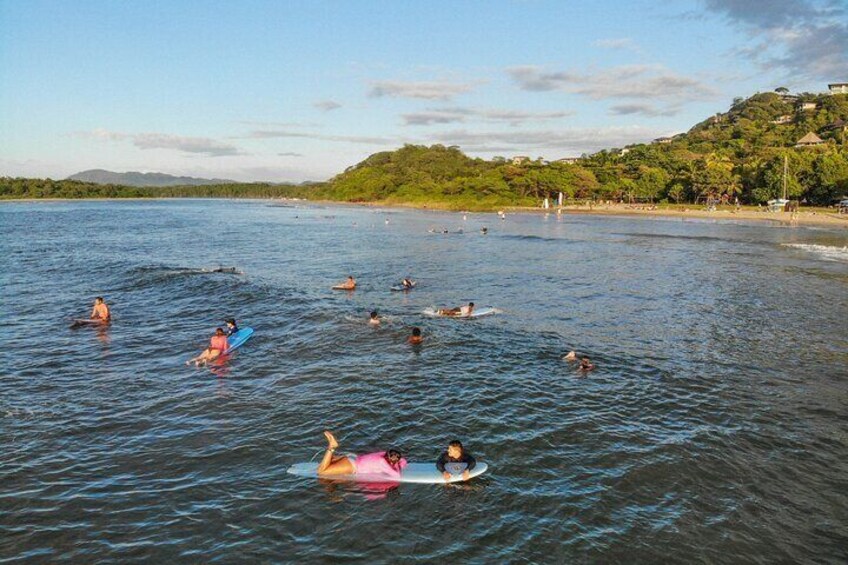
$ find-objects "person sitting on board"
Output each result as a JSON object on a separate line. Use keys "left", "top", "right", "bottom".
{"left": 186, "top": 327, "right": 229, "bottom": 366}
{"left": 90, "top": 297, "right": 111, "bottom": 323}
{"left": 401, "top": 277, "right": 415, "bottom": 289}
{"left": 317, "top": 431, "right": 407, "bottom": 478}
{"left": 438, "top": 302, "right": 474, "bottom": 317}
{"left": 336, "top": 276, "right": 356, "bottom": 290}
{"left": 224, "top": 318, "right": 239, "bottom": 337}
{"left": 408, "top": 327, "right": 423, "bottom": 345}
{"left": 369, "top": 311, "right": 381, "bottom": 326}
{"left": 436, "top": 440, "right": 477, "bottom": 482}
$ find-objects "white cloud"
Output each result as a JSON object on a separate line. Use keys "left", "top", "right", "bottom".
{"left": 82, "top": 129, "right": 242, "bottom": 157}
{"left": 368, "top": 80, "right": 476, "bottom": 101}
{"left": 402, "top": 107, "right": 573, "bottom": 126}
{"left": 313, "top": 100, "right": 342, "bottom": 112}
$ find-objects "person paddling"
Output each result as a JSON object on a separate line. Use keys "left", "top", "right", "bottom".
{"left": 438, "top": 302, "right": 474, "bottom": 317}
{"left": 186, "top": 327, "right": 229, "bottom": 366}
{"left": 90, "top": 297, "right": 111, "bottom": 323}
{"left": 436, "top": 440, "right": 477, "bottom": 482}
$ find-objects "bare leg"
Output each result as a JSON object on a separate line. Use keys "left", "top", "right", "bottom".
{"left": 317, "top": 431, "right": 356, "bottom": 476}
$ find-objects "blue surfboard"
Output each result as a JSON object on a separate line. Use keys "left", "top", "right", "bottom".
{"left": 224, "top": 327, "right": 254, "bottom": 354}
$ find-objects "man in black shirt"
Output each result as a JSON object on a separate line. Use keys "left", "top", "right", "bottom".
{"left": 436, "top": 440, "right": 476, "bottom": 482}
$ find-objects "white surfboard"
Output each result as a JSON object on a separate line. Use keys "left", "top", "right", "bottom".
{"left": 287, "top": 460, "right": 488, "bottom": 484}
{"left": 422, "top": 307, "right": 497, "bottom": 319}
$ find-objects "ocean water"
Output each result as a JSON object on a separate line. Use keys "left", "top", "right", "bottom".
{"left": 1, "top": 200, "right": 846, "bottom": 563}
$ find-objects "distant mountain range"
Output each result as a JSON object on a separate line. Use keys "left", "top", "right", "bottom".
{"left": 67, "top": 169, "right": 234, "bottom": 187}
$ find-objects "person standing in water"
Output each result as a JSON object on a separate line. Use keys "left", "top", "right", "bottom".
{"left": 90, "top": 297, "right": 111, "bottom": 323}
{"left": 369, "top": 311, "right": 381, "bottom": 326}
{"left": 316, "top": 431, "right": 407, "bottom": 478}
{"left": 408, "top": 327, "right": 423, "bottom": 344}
{"left": 186, "top": 327, "right": 229, "bottom": 366}
{"left": 436, "top": 440, "right": 477, "bottom": 482}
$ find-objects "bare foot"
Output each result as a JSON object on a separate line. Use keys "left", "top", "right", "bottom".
{"left": 323, "top": 430, "right": 339, "bottom": 450}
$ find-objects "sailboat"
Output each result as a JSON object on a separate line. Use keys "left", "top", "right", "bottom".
{"left": 767, "top": 155, "right": 790, "bottom": 212}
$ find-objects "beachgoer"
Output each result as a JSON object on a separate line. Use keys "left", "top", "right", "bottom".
{"left": 401, "top": 277, "right": 415, "bottom": 289}
{"left": 408, "top": 327, "right": 423, "bottom": 345}
{"left": 580, "top": 357, "right": 595, "bottom": 371}
{"left": 563, "top": 350, "right": 577, "bottom": 361}
{"left": 186, "top": 327, "right": 229, "bottom": 366}
{"left": 481, "top": 227, "right": 488, "bottom": 234}
{"left": 90, "top": 297, "right": 111, "bottom": 323}
{"left": 224, "top": 318, "right": 239, "bottom": 337}
{"left": 436, "top": 440, "right": 476, "bottom": 482}
{"left": 369, "top": 311, "right": 381, "bottom": 326}
{"left": 336, "top": 276, "right": 356, "bottom": 290}
{"left": 316, "top": 431, "right": 407, "bottom": 478}
{"left": 438, "top": 302, "right": 474, "bottom": 317}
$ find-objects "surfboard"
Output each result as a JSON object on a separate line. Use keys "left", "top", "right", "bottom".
{"left": 287, "top": 459, "right": 488, "bottom": 484}
{"left": 224, "top": 327, "right": 254, "bottom": 354}
{"left": 390, "top": 282, "right": 416, "bottom": 291}
{"left": 422, "top": 307, "right": 497, "bottom": 319}
{"left": 332, "top": 285, "right": 356, "bottom": 290}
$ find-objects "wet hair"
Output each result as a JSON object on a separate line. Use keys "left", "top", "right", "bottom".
{"left": 448, "top": 440, "right": 463, "bottom": 450}
{"left": 95, "top": 296, "right": 103, "bottom": 302}
{"left": 385, "top": 448, "right": 403, "bottom": 463}
{"left": 370, "top": 311, "right": 378, "bottom": 318}
{"left": 215, "top": 327, "right": 225, "bottom": 335}
{"left": 411, "top": 327, "right": 421, "bottom": 336}
{"left": 469, "top": 302, "right": 475, "bottom": 307}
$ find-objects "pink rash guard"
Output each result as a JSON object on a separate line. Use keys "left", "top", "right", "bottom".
{"left": 354, "top": 452, "right": 408, "bottom": 478}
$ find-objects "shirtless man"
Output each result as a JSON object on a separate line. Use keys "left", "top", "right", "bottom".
{"left": 408, "top": 327, "right": 423, "bottom": 344}
{"left": 438, "top": 302, "right": 474, "bottom": 317}
{"left": 369, "top": 311, "right": 381, "bottom": 326}
{"left": 334, "top": 276, "right": 356, "bottom": 290}
{"left": 90, "top": 297, "right": 111, "bottom": 323}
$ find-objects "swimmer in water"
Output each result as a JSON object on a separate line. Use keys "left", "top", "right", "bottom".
{"left": 401, "top": 277, "right": 415, "bottom": 289}
{"left": 438, "top": 302, "right": 474, "bottom": 317}
{"left": 335, "top": 276, "right": 356, "bottom": 290}
{"left": 408, "top": 327, "right": 423, "bottom": 345}
{"left": 580, "top": 357, "right": 595, "bottom": 371}
{"left": 316, "top": 431, "right": 407, "bottom": 478}
{"left": 186, "top": 327, "right": 228, "bottom": 366}
{"left": 563, "top": 351, "right": 577, "bottom": 361}
{"left": 90, "top": 297, "right": 111, "bottom": 323}
{"left": 436, "top": 440, "right": 477, "bottom": 482}
{"left": 369, "top": 311, "right": 381, "bottom": 326}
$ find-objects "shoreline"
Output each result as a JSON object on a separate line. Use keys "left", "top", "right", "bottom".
{"left": 5, "top": 197, "right": 848, "bottom": 229}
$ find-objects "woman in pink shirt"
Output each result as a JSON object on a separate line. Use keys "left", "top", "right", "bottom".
{"left": 186, "top": 327, "right": 229, "bottom": 366}
{"left": 317, "top": 431, "right": 407, "bottom": 479}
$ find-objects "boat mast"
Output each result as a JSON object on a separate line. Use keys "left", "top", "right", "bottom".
{"left": 783, "top": 154, "right": 788, "bottom": 200}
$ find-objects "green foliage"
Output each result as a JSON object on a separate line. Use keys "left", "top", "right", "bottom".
{"left": 5, "top": 92, "right": 848, "bottom": 208}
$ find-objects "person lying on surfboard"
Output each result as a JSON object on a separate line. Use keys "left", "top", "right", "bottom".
{"left": 186, "top": 327, "right": 228, "bottom": 366}
{"left": 437, "top": 302, "right": 474, "bottom": 317}
{"left": 317, "top": 431, "right": 407, "bottom": 478}
{"left": 400, "top": 277, "right": 415, "bottom": 289}
{"left": 408, "top": 327, "right": 423, "bottom": 345}
{"left": 224, "top": 318, "right": 239, "bottom": 337}
{"left": 90, "top": 297, "right": 111, "bottom": 323}
{"left": 436, "top": 440, "right": 477, "bottom": 482}
{"left": 334, "top": 276, "right": 356, "bottom": 290}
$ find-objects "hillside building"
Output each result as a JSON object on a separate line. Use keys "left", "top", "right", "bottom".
{"left": 797, "top": 101, "right": 817, "bottom": 112}
{"left": 771, "top": 115, "right": 793, "bottom": 124}
{"left": 828, "top": 83, "right": 848, "bottom": 95}
{"left": 795, "top": 132, "right": 825, "bottom": 147}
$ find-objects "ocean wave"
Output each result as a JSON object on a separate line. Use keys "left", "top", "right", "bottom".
{"left": 783, "top": 243, "right": 848, "bottom": 262}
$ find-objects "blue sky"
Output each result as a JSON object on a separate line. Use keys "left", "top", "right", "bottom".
{"left": 2, "top": 0, "right": 846, "bottom": 182}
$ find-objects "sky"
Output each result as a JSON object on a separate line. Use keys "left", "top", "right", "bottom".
{"left": 1, "top": 0, "right": 847, "bottom": 182}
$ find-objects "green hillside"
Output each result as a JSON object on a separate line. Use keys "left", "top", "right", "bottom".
{"left": 3, "top": 89, "right": 847, "bottom": 207}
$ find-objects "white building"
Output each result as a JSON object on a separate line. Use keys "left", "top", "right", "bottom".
{"left": 828, "top": 83, "right": 848, "bottom": 95}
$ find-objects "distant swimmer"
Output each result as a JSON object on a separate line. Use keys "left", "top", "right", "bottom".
{"left": 186, "top": 327, "right": 229, "bottom": 366}
{"left": 316, "top": 431, "right": 407, "bottom": 478}
{"left": 224, "top": 318, "right": 239, "bottom": 337}
{"left": 481, "top": 227, "right": 488, "bottom": 234}
{"left": 90, "top": 297, "right": 111, "bottom": 323}
{"left": 369, "top": 311, "right": 381, "bottom": 326}
{"left": 401, "top": 277, "right": 415, "bottom": 289}
{"left": 563, "top": 350, "right": 577, "bottom": 361}
{"left": 580, "top": 357, "right": 595, "bottom": 371}
{"left": 436, "top": 440, "right": 476, "bottom": 482}
{"left": 333, "top": 276, "right": 356, "bottom": 290}
{"left": 408, "top": 327, "right": 423, "bottom": 345}
{"left": 438, "top": 302, "right": 474, "bottom": 317}
{"left": 211, "top": 267, "right": 240, "bottom": 274}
